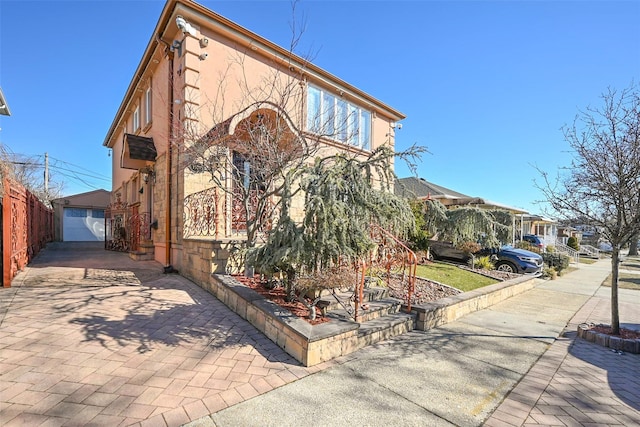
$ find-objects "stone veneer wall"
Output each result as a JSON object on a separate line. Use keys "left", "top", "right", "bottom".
{"left": 412, "top": 275, "right": 540, "bottom": 330}
{"left": 178, "top": 238, "right": 545, "bottom": 367}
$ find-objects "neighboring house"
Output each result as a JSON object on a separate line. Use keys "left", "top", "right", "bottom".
{"left": 396, "top": 177, "right": 528, "bottom": 214}
{"left": 103, "top": 0, "right": 405, "bottom": 280}
{"left": 557, "top": 225, "right": 582, "bottom": 245}
{"left": 396, "top": 177, "right": 534, "bottom": 244}
{"left": 0, "top": 87, "right": 11, "bottom": 116}
{"left": 51, "top": 190, "right": 110, "bottom": 242}
{"left": 395, "top": 177, "right": 470, "bottom": 205}
{"left": 520, "top": 214, "right": 558, "bottom": 247}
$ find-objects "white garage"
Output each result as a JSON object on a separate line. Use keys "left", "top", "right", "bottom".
{"left": 51, "top": 189, "right": 111, "bottom": 242}
{"left": 62, "top": 208, "right": 105, "bottom": 241}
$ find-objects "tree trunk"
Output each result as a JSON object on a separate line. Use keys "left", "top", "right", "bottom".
{"left": 629, "top": 235, "right": 639, "bottom": 256}
{"left": 611, "top": 248, "right": 620, "bottom": 335}
{"left": 285, "top": 268, "right": 297, "bottom": 302}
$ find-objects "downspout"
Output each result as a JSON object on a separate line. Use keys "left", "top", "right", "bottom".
{"left": 165, "top": 51, "right": 174, "bottom": 273}
{"left": 157, "top": 34, "right": 175, "bottom": 273}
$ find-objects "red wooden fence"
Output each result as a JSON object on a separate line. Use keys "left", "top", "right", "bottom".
{"left": 2, "top": 177, "right": 53, "bottom": 287}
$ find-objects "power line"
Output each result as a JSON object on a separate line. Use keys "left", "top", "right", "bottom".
{"left": 54, "top": 170, "right": 104, "bottom": 191}
{"left": 47, "top": 164, "right": 111, "bottom": 182}
{"left": 47, "top": 155, "right": 111, "bottom": 180}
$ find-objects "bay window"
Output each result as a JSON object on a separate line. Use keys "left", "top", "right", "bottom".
{"left": 306, "top": 85, "right": 371, "bottom": 150}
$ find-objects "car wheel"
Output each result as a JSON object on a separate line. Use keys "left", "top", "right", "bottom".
{"left": 495, "top": 261, "right": 516, "bottom": 273}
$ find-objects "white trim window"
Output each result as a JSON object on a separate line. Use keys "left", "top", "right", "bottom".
{"left": 306, "top": 85, "right": 371, "bottom": 150}
{"left": 133, "top": 105, "right": 140, "bottom": 131}
{"left": 144, "top": 87, "right": 152, "bottom": 125}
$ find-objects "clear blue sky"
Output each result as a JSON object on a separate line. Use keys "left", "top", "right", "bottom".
{"left": 1, "top": 0, "right": 638, "bottom": 214}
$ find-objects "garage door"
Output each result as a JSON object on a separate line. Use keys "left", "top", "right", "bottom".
{"left": 63, "top": 208, "right": 105, "bottom": 241}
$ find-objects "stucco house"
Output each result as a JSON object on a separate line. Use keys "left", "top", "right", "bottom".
{"left": 103, "top": 0, "right": 405, "bottom": 281}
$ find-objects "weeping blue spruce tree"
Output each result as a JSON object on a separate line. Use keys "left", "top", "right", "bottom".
{"left": 248, "top": 146, "right": 417, "bottom": 318}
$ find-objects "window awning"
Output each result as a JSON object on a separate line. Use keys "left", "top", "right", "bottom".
{"left": 121, "top": 134, "right": 156, "bottom": 170}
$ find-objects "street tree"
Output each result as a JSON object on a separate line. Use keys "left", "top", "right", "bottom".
{"left": 536, "top": 85, "right": 640, "bottom": 334}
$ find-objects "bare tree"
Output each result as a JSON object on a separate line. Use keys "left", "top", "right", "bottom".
{"left": 0, "top": 143, "right": 63, "bottom": 203}
{"left": 175, "top": 5, "right": 398, "bottom": 276}
{"left": 536, "top": 85, "right": 640, "bottom": 334}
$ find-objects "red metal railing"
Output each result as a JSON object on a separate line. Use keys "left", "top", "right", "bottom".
{"left": 184, "top": 187, "right": 221, "bottom": 238}
{"left": 184, "top": 186, "right": 278, "bottom": 240}
{"left": 367, "top": 224, "right": 418, "bottom": 313}
{"left": 2, "top": 176, "right": 53, "bottom": 287}
{"left": 128, "top": 212, "right": 151, "bottom": 252}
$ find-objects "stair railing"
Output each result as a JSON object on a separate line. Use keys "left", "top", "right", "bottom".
{"left": 579, "top": 244, "right": 601, "bottom": 258}
{"left": 367, "top": 224, "right": 418, "bottom": 313}
{"left": 554, "top": 240, "right": 580, "bottom": 263}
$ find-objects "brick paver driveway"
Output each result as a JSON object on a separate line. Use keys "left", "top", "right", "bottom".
{"left": 1, "top": 243, "right": 318, "bottom": 426}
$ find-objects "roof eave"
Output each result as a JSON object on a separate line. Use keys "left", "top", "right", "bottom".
{"left": 103, "top": 0, "right": 405, "bottom": 148}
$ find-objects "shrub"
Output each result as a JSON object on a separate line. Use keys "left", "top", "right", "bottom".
{"left": 415, "top": 250, "right": 429, "bottom": 264}
{"left": 472, "top": 255, "right": 494, "bottom": 270}
{"left": 516, "top": 241, "right": 539, "bottom": 253}
{"left": 546, "top": 245, "right": 555, "bottom": 253}
{"left": 457, "top": 241, "right": 481, "bottom": 255}
{"left": 542, "top": 266, "right": 558, "bottom": 280}
{"left": 567, "top": 236, "right": 580, "bottom": 251}
{"left": 542, "top": 252, "right": 570, "bottom": 273}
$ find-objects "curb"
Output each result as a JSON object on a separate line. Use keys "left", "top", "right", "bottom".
{"left": 577, "top": 323, "right": 640, "bottom": 354}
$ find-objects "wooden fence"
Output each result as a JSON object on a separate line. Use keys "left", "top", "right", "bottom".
{"left": 2, "top": 177, "right": 53, "bottom": 287}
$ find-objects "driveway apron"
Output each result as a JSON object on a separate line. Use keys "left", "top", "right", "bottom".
{"left": 0, "top": 243, "right": 324, "bottom": 427}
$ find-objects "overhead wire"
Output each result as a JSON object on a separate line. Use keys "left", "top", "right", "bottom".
{"left": 3, "top": 150, "right": 112, "bottom": 193}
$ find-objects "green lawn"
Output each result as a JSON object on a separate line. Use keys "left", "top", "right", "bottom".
{"left": 599, "top": 255, "right": 640, "bottom": 290}
{"left": 602, "top": 273, "right": 640, "bottom": 290}
{"left": 416, "top": 262, "right": 498, "bottom": 292}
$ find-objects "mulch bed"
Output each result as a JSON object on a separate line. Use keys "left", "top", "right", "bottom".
{"left": 232, "top": 275, "right": 330, "bottom": 325}
{"left": 458, "top": 265, "right": 521, "bottom": 281}
{"left": 385, "top": 274, "right": 461, "bottom": 305}
{"left": 590, "top": 324, "right": 640, "bottom": 340}
{"left": 232, "top": 273, "right": 465, "bottom": 325}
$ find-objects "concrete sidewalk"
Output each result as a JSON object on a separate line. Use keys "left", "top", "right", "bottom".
{"left": 195, "top": 258, "right": 640, "bottom": 427}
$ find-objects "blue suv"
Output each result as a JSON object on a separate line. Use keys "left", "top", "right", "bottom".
{"left": 478, "top": 246, "right": 544, "bottom": 275}
{"left": 428, "top": 240, "right": 543, "bottom": 275}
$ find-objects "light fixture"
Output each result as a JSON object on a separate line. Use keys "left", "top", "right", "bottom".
{"left": 140, "top": 166, "right": 155, "bottom": 184}
{"left": 176, "top": 15, "right": 196, "bottom": 36}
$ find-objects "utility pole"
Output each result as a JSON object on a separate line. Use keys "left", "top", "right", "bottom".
{"left": 44, "top": 152, "right": 49, "bottom": 197}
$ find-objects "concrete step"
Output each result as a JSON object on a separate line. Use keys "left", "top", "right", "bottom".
{"left": 356, "top": 311, "right": 416, "bottom": 349}
{"left": 325, "top": 297, "right": 404, "bottom": 323}
{"left": 318, "top": 286, "right": 390, "bottom": 313}
{"left": 129, "top": 251, "right": 154, "bottom": 261}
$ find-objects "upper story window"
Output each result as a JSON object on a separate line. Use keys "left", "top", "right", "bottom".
{"left": 133, "top": 105, "right": 140, "bottom": 132}
{"left": 306, "top": 85, "right": 371, "bottom": 150}
{"left": 144, "top": 86, "right": 152, "bottom": 125}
